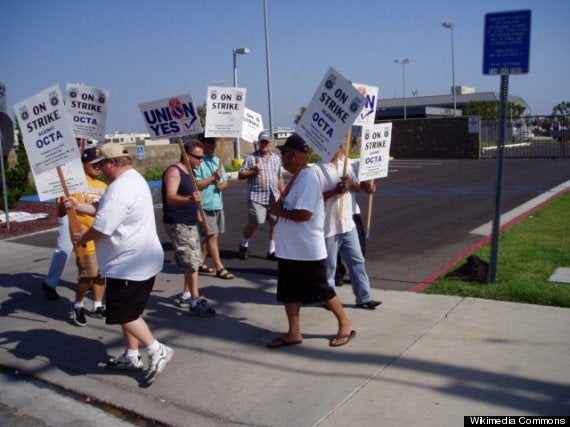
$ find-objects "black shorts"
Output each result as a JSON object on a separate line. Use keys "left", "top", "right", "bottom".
{"left": 105, "top": 276, "right": 155, "bottom": 325}
{"left": 277, "top": 259, "right": 336, "bottom": 305}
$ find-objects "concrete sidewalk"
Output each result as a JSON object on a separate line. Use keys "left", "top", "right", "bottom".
{"left": 1, "top": 239, "right": 569, "bottom": 426}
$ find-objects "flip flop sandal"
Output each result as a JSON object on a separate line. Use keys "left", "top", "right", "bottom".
{"left": 267, "top": 338, "right": 303, "bottom": 349}
{"left": 216, "top": 268, "right": 235, "bottom": 280}
{"left": 198, "top": 264, "right": 215, "bottom": 274}
{"left": 329, "top": 330, "right": 356, "bottom": 347}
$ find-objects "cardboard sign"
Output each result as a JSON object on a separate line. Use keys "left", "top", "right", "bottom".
{"left": 13, "top": 84, "right": 81, "bottom": 175}
{"left": 352, "top": 83, "right": 378, "bottom": 126}
{"left": 241, "top": 107, "right": 264, "bottom": 143}
{"left": 32, "top": 157, "right": 88, "bottom": 201}
{"left": 295, "top": 67, "right": 366, "bottom": 163}
{"left": 139, "top": 93, "right": 203, "bottom": 140}
{"left": 65, "top": 83, "right": 110, "bottom": 141}
{"left": 205, "top": 86, "right": 247, "bottom": 138}
{"left": 358, "top": 123, "right": 392, "bottom": 181}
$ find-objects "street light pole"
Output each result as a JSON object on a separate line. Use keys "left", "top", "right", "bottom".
{"left": 233, "top": 47, "right": 250, "bottom": 88}
{"left": 232, "top": 47, "right": 250, "bottom": 159}
{"left": 394, "top": 58, "right": 409, "bottom": 119}
{"left": 442, "top": 22, "right": 456, "bottom": 116}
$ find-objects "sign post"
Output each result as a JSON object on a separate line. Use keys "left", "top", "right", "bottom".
{"left": 483, "top": 9, "right": 531, "bottom": 282}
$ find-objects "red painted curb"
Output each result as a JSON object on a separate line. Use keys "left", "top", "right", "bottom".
{"left": 408, "top": 187, "right": 569, "bottom": 293}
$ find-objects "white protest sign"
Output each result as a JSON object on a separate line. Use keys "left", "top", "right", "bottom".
{"left": 32, "top": 157, "right": 87, "bottom": 201}
{"left": 352, "top": 83, "right": 378, "bottom": 126}
{"left": 241, "top": 107, "right": 264, "bottom": 143}
{"left": 358, "top": 123, "right": 392, "bottom": 181}
{"left": 14, "top": 84, "right": 81, "bottom": 175}
{"left": 139, "top": 93, "right": 202, "bottom": 140}
{"left": 205, "top": 86, "right": 246, "bottom": 138}
{"left": 0, "top": 82, "right": 6, "bottom": 113}
{"left": 296, "top": 67, "right": 366, "bottom": 163}
{"left": 65, "top": 83, "right": 110, "bottom": 141}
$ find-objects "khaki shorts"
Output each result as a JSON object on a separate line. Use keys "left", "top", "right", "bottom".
{"left": 201, "top": 209, "right": 225, "bottom": 236}
{"left": 164, "top": 223, "right": 201, "bottom": 272}
{"left": 248, "top": 199, "right": 277, "bottom": 224}
{"left": 76, "top": 253, "right": 101, "bottom": 279}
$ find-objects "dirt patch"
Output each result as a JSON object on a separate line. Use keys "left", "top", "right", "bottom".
{"left": 0, "top": 201, "right": 59, "bottom": 240}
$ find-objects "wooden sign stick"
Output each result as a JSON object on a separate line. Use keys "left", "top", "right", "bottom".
{"left": 177, "top": 138, "right": 210, "bottom": 234}
{"left": 338, "top": 128, "right": 353, "bottom": 220}
{"left": 365, "top": 179, "right": 375, "bottom": 238}
{"left": 218, "top": 138, "right": 226, "bottom": 174}
{"left": 56, "top": 166, "right": 87, "bottom": 267}
{"left": 276, "top": 149, "right": 313, "bottom": 204}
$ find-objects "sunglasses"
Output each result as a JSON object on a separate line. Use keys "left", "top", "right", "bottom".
{"left": 189, "top": 153, "right": 204, "bottom": 160}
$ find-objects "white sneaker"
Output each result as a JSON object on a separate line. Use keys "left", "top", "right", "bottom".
{"left": 144, "top": 345, "right": 174, "bottom": 385}
{"left": 106, "top": 352, "right": 144, "bottom": 371}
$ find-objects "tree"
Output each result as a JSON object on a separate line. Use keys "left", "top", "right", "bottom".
{"left": 293, "top": 106, "right": 306, "bottom": 124}
{"left": 197, "top": 101, "right": 207, "bottom": 128}
{"left": 2, "top": 120, "right": 31, "bottom": 208}
{"left": 552, "top": 101, "right": 570, "bottom": 117}
{"left": 464, "top": 101, "right": 525, "bottom": 119}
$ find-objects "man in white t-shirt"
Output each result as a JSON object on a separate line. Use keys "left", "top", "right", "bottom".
{"left": 70, "top": 143, "right": 172, "bottom": 385}
{"left": 267, "top": 134, "right": 355, "bottom": 348}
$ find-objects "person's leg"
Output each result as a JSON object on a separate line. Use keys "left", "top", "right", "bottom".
{"left": 339, "top": 229, "right": 373, "bottom": 305}
{"left": 44, "top": 216, "right": 73, "bottom": 292}
{"left": 324, "top": 235, "right": 342, "bottom": 289}
{"left": 353, "top": 213, "right": 366, "bottom": 257}
{"left": 325, "top": 295, "right": 356, "bottom": 346}
{"left": 121, "top": 317, "right": 156, "bottom": 349}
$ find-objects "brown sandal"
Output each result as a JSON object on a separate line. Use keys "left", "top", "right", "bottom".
{"left": 216, "top": 268, "right": 234, "bottom": 280}
{"left": 198, "top": 264, "right": 215, "bottom": 274}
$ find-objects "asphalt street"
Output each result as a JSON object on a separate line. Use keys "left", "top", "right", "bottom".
{"left": 10, "top": 157, "right": 570, "bottom": 292}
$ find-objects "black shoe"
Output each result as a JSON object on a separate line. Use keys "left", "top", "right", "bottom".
{"left": 356, "top": 300, "right": 382, "bottom": 310}
{"left": 266, "top": 252, "right": 278, "bottom": 261}
{"left": 90, "top": 306, "right": 106, "bottom": 319}
{"left": 41, "top": 282, "right": 60, "bottom": 300}
{"left": 238, "top": 245, "right": 248, "bottom": 260}
{"left": 71, "top": 306, "right": 87, "bottom": 326}
{"left": 335, "top": 276, "right": 344, "bottom": 287}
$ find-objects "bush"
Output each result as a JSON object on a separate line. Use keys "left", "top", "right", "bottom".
{"left": 1, "top": 122, "right": 31, "bottom": 208}
{"left": 143, "top": 167, "right": 165, "bottom": 182}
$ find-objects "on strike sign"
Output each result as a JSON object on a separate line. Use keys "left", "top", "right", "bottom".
{"left": 295, "top": 67, "right": 365, "bottom": 163}
{"left": 358, "top": 123, "right": 392, "bottom": 181}
{"left": 14, "top": 84, "right": 80, "bottom": 175}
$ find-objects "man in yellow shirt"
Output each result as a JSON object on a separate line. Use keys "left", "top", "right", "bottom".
{"left": 60, "top": 147, "right": 108, "bottom": 326}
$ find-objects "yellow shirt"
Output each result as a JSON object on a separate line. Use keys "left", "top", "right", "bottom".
{"left": 73, "top": 175, "right": 107, "bottom": 255}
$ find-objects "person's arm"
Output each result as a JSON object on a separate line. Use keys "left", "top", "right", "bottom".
{"left": 73, "top": 226, "right": 107, "bottom": 246}
{"left": 63, "top": 196, "right": 97, "bottom": 216}
{"left": 196, "top": 169, "right": 223, "bottom": 190}
{"left": 269, "top": 201, "right": 312, "bottom": 222}
{"left": 164, "top": 166, "right": 201, "bottom": 205}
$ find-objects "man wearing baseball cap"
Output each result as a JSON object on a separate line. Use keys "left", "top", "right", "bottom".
{"left": 68, "top": 143, "right": 172, "bottom": 385}
{"left": 237, "top": 130, "right": 285, "bottom": 260}
{"left": 267, "top": 134, "right": 356, "bottom": 348}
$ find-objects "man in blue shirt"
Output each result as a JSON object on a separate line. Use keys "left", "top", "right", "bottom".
{"left": 195, "top": 137, "right": 234, "bottom": 280}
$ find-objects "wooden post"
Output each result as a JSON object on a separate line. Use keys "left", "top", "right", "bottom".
{"left": 56, "top": 166, "right": 87, "bottom": 267}
{"left": 338, "top": 128, "right": 353, "bottom": 220}
{"left": 365, "top": 179, "right": 375, "bottom": 238}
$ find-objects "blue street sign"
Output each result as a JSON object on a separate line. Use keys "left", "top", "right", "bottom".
{"left": 137, "top": 145, "right": 145, "bottom": 159}
{"left": 483, "top": 10, "right": 531, "bottom": 75}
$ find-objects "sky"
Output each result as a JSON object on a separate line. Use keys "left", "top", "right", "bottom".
{"left": 2, "top": 0, "right": 569, "bottom": 135}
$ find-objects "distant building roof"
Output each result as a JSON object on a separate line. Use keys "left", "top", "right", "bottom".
{"left": 377, "top": 92, "right": 528, "bottom": 110}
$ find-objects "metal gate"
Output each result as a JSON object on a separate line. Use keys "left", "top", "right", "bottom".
{"left": 481, "top": 115, "right": 569, "bottom": 158}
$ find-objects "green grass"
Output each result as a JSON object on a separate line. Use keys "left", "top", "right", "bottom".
{"left": 423, "top": 192, "right": 570, "bottom": 307}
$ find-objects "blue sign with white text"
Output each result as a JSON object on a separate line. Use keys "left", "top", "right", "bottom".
{"left": 483, "top": 10, "right": 531, "bottom": 75}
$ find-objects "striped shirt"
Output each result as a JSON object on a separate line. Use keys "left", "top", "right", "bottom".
{"left": 241, "top": 150, "right": 282, "bottom": 204}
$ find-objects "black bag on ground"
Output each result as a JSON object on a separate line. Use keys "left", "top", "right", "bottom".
{"left": 445, "top": 255, "right": 489, "bottom": 282}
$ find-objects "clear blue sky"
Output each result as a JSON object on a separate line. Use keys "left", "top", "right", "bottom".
{"left": 2, "top": 0, "right": 569, "bottom": 135}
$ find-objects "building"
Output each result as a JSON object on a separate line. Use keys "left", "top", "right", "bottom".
{"left": 376, "top": 86, "right": 529, "bottom": 120}
{"left": 104, "top": 132, "right": 170, "bottom": 146}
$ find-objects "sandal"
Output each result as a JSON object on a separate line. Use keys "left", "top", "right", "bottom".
{"left": 198, "top": 264, "right": 215, "bottom": 274}
{"left": 216, "top": 268, "right": 235, "bottom": 280}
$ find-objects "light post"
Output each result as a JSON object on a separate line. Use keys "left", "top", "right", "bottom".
{"left": 394, "top": 58, "right": 409, "bottom": 119}
{"left": 232, "top": 47, "right": 249, "bottom": 159}
{"left": 233, "top": 47, "right": 250, "bottom": 88}
{"left": 441, "top": 22, "right": 456, "bottom": 116}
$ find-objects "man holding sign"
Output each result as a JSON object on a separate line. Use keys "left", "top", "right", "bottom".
{"left": 162, "top": 140, "right": 216, "bottom": 317}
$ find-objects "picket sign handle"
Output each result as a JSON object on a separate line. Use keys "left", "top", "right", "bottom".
{"left": 56, "top": 165, "right": 87, "bottom": 267}
{"left": 365, "top": 179, "right": 375, "bottom": 238}
{"left": 177, "top": 138, "right": 211, "bottom": 234}
{"left": 338, "top": 128, "right": 353, "bottom": 221}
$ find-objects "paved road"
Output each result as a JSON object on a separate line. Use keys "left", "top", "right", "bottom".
{"left": 10, "top": 157, "right": 569, "bottom": 292}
